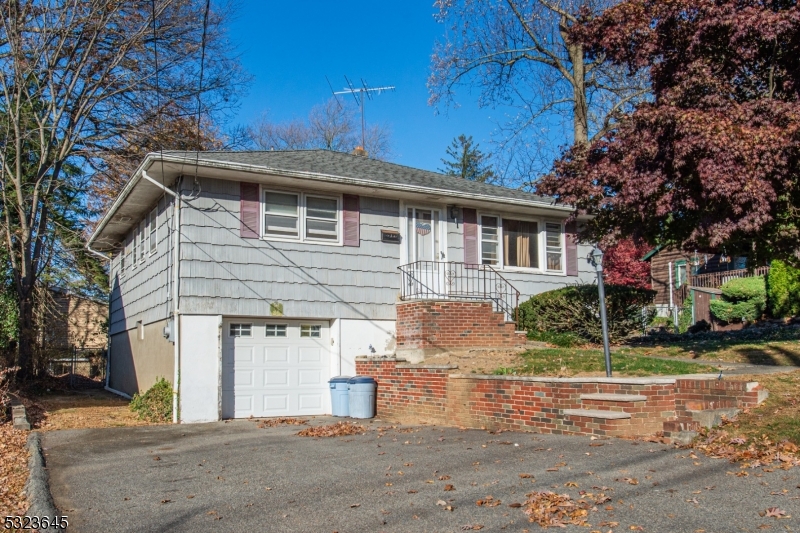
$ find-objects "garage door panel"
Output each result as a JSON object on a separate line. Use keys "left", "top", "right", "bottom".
{"left": 298, "top": 347, "right": 322, "bottom": 363}
{"left": 263, "top": 395, "right": 288, "bottom": 411}
{"left": 234, "top": 346, "right": 254, "bottom": 363}
{"left": 264, "top": 369, "right": 288, "bottom": 385}
{"left": 222, "top": 320, "right": 330, "bottom": 418}
{"left": 264, "top": 346, "right": 289, "bottom": 362}
{"left": 298, "top": 394, "right": 323, "bottom": 410}
{"left": 234, "top": 369, "right": 254, "bottom": 387}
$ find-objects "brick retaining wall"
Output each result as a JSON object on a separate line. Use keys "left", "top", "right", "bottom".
{"left": 356, "top": 357, "right": 766, "bottom": 439}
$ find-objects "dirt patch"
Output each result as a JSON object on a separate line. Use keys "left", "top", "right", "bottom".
{"left": 418, "top": 346, "right": 531, "bottom": 374}
{"left": 36, "top": 390, "right": 157, "bottom": 431}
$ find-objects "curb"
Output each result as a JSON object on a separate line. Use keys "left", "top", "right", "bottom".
{"left": 24, "top": 432, "right": 62, "bottom": 525}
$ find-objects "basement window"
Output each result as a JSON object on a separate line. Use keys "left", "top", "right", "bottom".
{"left": 229, "top": 323, "right": 252, "bottom": 337}
{"left": 300, "top": 325, "right": 321, "bottom": 338}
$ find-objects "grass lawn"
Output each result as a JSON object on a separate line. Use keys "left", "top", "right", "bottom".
{"left": 492, "top": 347, "right": 717, "bottom": 377}
{"left": 715, "top": 371, "right": 800, "bottom": 446}
{"left": 620, "top": 328, "right": 800, "bottom": 366}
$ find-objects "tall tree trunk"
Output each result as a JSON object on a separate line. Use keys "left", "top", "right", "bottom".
{"left": 16, "top": 291, "right": 35, "bottom": 380}
{"left": 568, "top": 41, "right": 589, "bottom": 144}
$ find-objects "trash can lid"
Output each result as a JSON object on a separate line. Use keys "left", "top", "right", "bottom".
{"left": 329, "top": 376, "right": 352, "bottom": 383}
{"left": 348, "top": 375, "right": 376, "bottom": 384}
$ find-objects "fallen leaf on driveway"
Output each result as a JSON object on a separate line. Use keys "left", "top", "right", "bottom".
{"left": 764, "top": 507, "right": 788, "bottom": 518}
{"left": 521, "top": 491, "right": 589, "bottom": 527}
{"left": 508, "top": 502, "right": 522, "bottom": 508}
{"left": 350, "top": 503, "right": 361, "bottom": 508}
{"left": 439, "top": 475, "right": 451, "bottom": 480}
{"left": 258, "top": 417, "right": 308, "bottom": 428}
{"left": 444, "top": 484, "right": 455, "bottom": 491}
{"left": 476, "top": 496, "right": 501, "bottom": 507}
{"left": 519, "top": 473, "right": 533, "bottom": 479}
{"left": 160, "top": 499, "right": 171, "bottom": 504}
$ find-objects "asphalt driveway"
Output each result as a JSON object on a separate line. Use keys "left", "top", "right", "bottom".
{"left": 42, "top": 419, "right": 800, "bottom": 533}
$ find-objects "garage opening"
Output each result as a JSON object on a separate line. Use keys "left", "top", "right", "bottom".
{"left": 221, "top": 319, "right": 331, "bottom": 418}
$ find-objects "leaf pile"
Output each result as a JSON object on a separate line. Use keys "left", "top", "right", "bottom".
{"left": 257, "top": 417, "right": 308, "bottom": 428}
{"left": 692, "top": 427, "right": 800, "bottom": 470}
{"left": 521, "top": 491, "right": 591, "bottom": 528}
{"left": 0, "top": 422, "right": 29, "bottom": 516}
{"left": 297, "top": 421, "right": 366, "bottom": 438}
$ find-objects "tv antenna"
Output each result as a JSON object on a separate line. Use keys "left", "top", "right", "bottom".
{"left": 331, "top": 76, "right": 395, "bottom": 152}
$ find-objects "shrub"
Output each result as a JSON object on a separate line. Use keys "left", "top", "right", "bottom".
{"left": 518, "top": 284, "right": 656, "bottom": 344}
{"left": 678, "top": 298, "right": 693, "bottom": 334}
{"left": 130, "top": 377, "right": 173, "bottom": 423}
{"left": 709, "top": 276, "right": 766, "bottom": 323}
{"left": 766, "top": 260, "right": 800, "bottom": 318}
{"left": 526, "top": 330, "right": 584, "bottom": 348}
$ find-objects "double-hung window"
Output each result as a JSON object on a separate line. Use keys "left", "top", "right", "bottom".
{"left": 545, "top": 222, "right": 563, "bottom": 272}
{"left": 263, "top": 190, "right": 340, "bottom": 243}
{"left": 138, "top": 220, "right": 146, "bottom": 263}
{"left": 481, "top": 216, "right": 499, "bottom": 265}
{"left": 148, "top": 208, "right": 157, "bottom": 255}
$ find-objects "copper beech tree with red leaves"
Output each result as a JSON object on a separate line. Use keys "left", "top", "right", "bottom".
{"left": 537, "top": 0, "right": 800, "bottom": 265}
{"left": 601, "top": 238, "right": 651, "bottom": 289}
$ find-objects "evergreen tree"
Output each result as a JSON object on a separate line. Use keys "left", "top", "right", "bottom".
{"left": 439, "top": 135, "right": 495, "bottom": 183}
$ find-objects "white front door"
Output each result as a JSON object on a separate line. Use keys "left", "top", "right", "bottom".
{"left": 221, "top": 319, "right": 330, "bottom": 418}
{"left": 406, "top": 207, "right": 447, "bottom": 296}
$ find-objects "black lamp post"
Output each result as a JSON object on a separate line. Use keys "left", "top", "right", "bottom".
{"left": 590, "top": 246, "right": 613, "bottom": 377}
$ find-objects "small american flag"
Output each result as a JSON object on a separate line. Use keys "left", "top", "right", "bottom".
{"left": 415, "top": 222, "right": 431, "bottom": 236}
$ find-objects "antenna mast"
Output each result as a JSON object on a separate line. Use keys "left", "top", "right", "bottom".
{"left": 333, "top": 76, "right": 395, "bottom": 151}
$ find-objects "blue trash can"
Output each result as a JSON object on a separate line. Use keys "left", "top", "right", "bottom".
{"left": 348, "top": 376, "right": 376, "bottom": 419}
{"left": 329, "top": 376, "right": 351, "bottom": 417}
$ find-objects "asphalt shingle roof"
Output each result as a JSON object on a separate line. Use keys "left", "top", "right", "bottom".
{"left": 163, "top": 149, "right": 556, "bottom": 206}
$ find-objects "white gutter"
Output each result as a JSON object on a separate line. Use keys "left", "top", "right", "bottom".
{"left": 86, "top": 245, "right": 111, "bottom": 261}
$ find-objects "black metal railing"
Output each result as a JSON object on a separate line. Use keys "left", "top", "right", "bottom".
{"left": 398, "top": 261, "right": 521, "bottom": 325}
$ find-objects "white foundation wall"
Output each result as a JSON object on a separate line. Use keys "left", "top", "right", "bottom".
{"left": 179, "top": 314, "right": 222, "bottom": 423}
{"left": 332, "top": 319, "right": 396, "bottom": 377}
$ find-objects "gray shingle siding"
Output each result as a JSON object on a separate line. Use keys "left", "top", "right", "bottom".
{"left": 108, "top": 195, "right": 174, "bottom": 335}
{"left": 179, "top": 176, "right": 401, "bottom": 320}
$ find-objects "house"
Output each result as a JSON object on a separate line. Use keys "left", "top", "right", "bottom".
{"left": 42, "top": 288, "right": 108, "bottom": 353}
{"left": 87, "top": 150, "right": 596, "bottom": 423}
{"left": 642, "top": 245, "right": 766, "bottom": 323}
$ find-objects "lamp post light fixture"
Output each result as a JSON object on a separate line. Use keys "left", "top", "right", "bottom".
{"left": 589, "top": 246, "right": 613, "bottom": 377}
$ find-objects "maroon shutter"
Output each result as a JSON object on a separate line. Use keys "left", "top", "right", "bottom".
{"left": 343, "top": 194, "right": 360, "bottom": 247}
{"left": 565, "top": 220, "right": 578, "bottom": 276}
{"left": 240, "top": 182, "right": 260, "bottom": 239}
{"left": 463, "top": 208, "right": 478, "bottom": 265}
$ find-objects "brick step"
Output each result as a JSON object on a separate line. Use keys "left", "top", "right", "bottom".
{"left": 580, "top": 393, "right": 648, "bottom": 403}
{"left": 563, "top": 408, "right": 631, "bottom": 420}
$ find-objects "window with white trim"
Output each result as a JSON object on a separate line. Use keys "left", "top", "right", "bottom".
{"left": 263, "top": 189, "right": 341, "bottom": 243}
{"left": 229, "top": 323, "right": 252, "bottom": 337}
{"left": 300, "top": 325, "right": 321, "bottom": 338}
{"left": 481, "top": 216, "right": 499, "bottom": 265}
{"left": 265, "top": 324, "right": 287, "bottom": 337}
{"left": 138, "top": 220, "right": 146, "bottom": 263}
{"left": 128, "top": 231, "right": 136, "bottom": 270}
{"left": 120, "top": 240, "right": 126, "bottom": 274}
{"left": 545, "top": 222, "right": 564, "bottom": 271}
{"left": 148, "top": 208, "right": 157, "bottom": 255}
{"left": 264, "top": 191, "right": 299, "bottom": 238}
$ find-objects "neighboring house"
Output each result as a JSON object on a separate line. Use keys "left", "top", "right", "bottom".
{"left": 43, "top": 288, "right": 108, "bottom": 352}
{"left": 642, "top": 245, "right": 754, "bottom": 316}
{"left": 88, "top": 150, "right": 596, "bottom": 423}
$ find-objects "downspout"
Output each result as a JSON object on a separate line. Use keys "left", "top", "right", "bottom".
{"left": 171, "top": 177, "right": 182, "bottom": 424}
{"left": 141, "top": 171, "right": 181, "bottom": 423}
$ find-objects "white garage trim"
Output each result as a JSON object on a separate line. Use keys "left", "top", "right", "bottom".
{"left": 180, "top": 315, "right": 222, "bottom": 423}
{"left": 222, "top": 319, "right": 331, "bottom": 418}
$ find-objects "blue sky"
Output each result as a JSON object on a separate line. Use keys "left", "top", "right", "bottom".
{"left": 225, "top": 0, "right": 502, "bottom": 173}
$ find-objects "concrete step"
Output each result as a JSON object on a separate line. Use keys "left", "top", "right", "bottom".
{"left": 663, "top": 420, "right": 701, "bottom": 433}
{"left": 563, "top": 408, "right": 631, "bottom": 420}
{"left": 580, "top": 393, "right": 647, "bottom": 403}
{"left": 688, "top": 408, "right": 740, "bottom": 429}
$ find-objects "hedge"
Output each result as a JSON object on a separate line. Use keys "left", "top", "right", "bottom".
{"left": 518, "top": 284, "right": 656, "bottom": 344}
{"left": 766, "top": 260, "right": 800, "bottom": 318}
{"left": 709, "top": 276, "right": 766, "bottom": 323}
{"left": 130, "top": 377, "right": 173, "bottom": 423}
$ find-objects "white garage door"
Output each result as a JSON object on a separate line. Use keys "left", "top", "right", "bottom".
{"left": 221, "top": 319, "right": 330, "bottom": 418}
